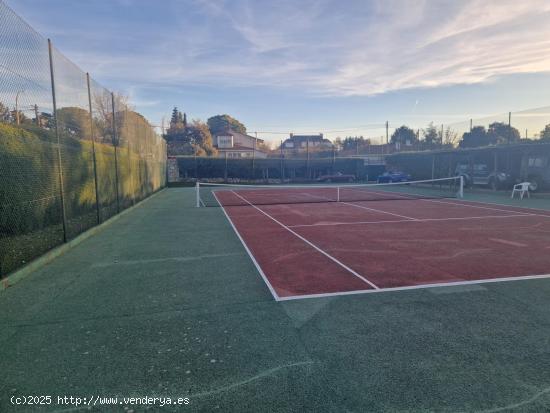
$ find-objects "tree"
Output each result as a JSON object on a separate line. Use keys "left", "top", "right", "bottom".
{"left": 92, "top": 91, "right": 131, "bottom": 135}
{"left": 442, "top": 126, "right": 459, "bottom": 146}
{"left": 39, "top": 112, "right": 53, "bottom": 129}
{"left": 186, "top": 120, "right": 217, "bottom": 156}
{"left": 340, "top": 136, "right": 371, "bottom": 152}
{"left": 540, "top": 124, "right": 550, "bottom": 141}
{"left": 56, "top": 107, "right": 91, "bottom": 139}
{"left": 390, "top": 126, "right": 417, "bottom": 145}
{"left": 207, "top": 114, "right": 246, "bottom": 137}
{"left": 257, "top": 141, "right": 272, "bottom": 152}
{"left": 422, "top": 122, "right": 439, "bottom": 147}
{"left": 0, "top": 102, "right": 11, "bottom": 123}
{"left": 487, "top": 122, "right": 520, "bottom": 144}
{"left": 10, "top": 109, "right": 28, "bottom": 125}
{"left": 167, "top": 107, "right": 186, "bottom": 138}
{"left": 459, "top": 126, "right": 489, "bottom": 148}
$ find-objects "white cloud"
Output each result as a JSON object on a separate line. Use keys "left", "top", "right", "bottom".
{"left": 17, "top": 0, "right": 550, "bottom": 98}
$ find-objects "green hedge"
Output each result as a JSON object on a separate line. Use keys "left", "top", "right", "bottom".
{"left": 0, "top": 122, "right": 166, "bottom": 277}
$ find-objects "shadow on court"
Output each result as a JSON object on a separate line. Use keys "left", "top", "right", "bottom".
{"left": 1, "top": 188, "right": 550, "bottom": 412}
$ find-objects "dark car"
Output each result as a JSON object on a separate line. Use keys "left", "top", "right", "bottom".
{"left": 521, "top": 155, "right": 550, "bottom": 192}
{"left": 455, "top": 163, "right": 512, "bottom": 190}
{"left": 377, "top": 171, "right": 411, "bottom": 183}
{"left": 317, "top": 172, "right": 355, "bottom": 183}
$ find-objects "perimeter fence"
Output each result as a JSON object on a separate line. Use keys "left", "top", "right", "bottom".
{"left": 0, "top": 2, "right": 167, "bottom": 278}
{"left": 171, "top": 156, "right": 385, "bottom": 184}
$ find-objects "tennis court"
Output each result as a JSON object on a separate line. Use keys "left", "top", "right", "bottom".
{"left": 198, "top": 179, "right": 550, "bottom": 300}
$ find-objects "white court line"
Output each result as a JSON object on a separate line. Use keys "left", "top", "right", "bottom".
{"left": 423, "top": 198, "right": 537, "bottom": 215}
{"left": 298, "top": 190, "right": 417, "bottom": 221}
{"left": 212, "top": 192, "right": 281, "bottom": 301}
{"left": 229, "top": 190, "right": 380, "bottom": 290}
{"left": 287, "top": 213, "right": 535, "bottom": 228}
{"left": 458, "top": 197, "right": 550, "bottom": 214}
{"left": 423, "top": 198, "right": 550, "bottom": 219}
{"left": 341, "top": 186, "right": 550, "bottom": 220}
{"left": 341, "top": 201, "right": 417, "bottom": 220}
{"left": 278, "top": 273, "right": 550, "bottom": 301}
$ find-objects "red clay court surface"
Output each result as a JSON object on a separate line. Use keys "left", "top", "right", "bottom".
{"left": 213, "top": 189, "right": 550, "bottom": 301}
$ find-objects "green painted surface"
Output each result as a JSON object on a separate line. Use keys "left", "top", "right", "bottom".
{"left": 1, "top": 188, "right": 550, "bottom": 412}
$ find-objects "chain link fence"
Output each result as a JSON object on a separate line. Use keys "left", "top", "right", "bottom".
{"left": 0, "top": 2, "right": 167, "bottom": 278}
{"left": 171, "top": 156, "right": 382, "bottom": 183}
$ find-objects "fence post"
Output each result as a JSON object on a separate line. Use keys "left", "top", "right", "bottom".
{"left": 195, "top": 181, "right": 200, "bottom": 207}
{"left": 111, "top": 92, "right": 121, "bottom": 213}
{"left": 48, "top": 39, "right": 68, "bottom": 243}
{"left": 508, "top": 112, "right": 512, "bottom": 143}
{"left": 224, "top": 151, "right": 228, "bottom": 182}
{"left": 86, "top": 73, "right": 101, "bottom": 224}
{"left": 306, "top": 138, "right": 310, "bottom": 179}
{"left": 252, "top": 132, "right": 256, "bottom": 179}
{"left": 280, "top": 140, "right": 284, "bottom": 181}
{"left": 128, "top": 138, "right": 133, "bottom": 205}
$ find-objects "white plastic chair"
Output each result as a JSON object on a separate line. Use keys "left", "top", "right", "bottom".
{"left": 511, "top": 182, "right": 530, "bottom": 199}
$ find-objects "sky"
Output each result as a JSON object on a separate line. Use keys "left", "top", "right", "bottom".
{"left": 6, "top": 0, "right": 550, "bottom": 144}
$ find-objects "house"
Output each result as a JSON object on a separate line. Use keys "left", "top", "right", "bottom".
{"left": 281, "top": 133, "right": 333, "bottom": 153}
{"left": 214, "top": 130, "right": 267, "bottom": 158}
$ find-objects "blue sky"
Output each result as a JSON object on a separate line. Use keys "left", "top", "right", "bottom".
{"left": 7, "top": 0, "right": 550, "bottom": 144}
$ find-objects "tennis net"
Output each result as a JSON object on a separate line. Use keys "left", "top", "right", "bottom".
{"left": 196, "top": 177, "right": 463, "bottom": 207}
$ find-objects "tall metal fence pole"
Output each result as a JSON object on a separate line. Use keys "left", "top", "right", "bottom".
{"left": 125, "top": 110, "right": 134, "bottom": 205}
{"left": 48, "top": 39, "right": 68, "bottom": 243}
{"left": 224, "top": 151, "right": 228, "bottom": 182}
{"left": 86, "top": 73, "right": 101, "bottom": 224}
{"left": 508, "top": 112, "right": 512, "bottom": 143}
{"left": 111, "top": 92, "right": 120, "bottom": 213}
{"left": 252, "top": 132, "right": 256, "bottom": 179}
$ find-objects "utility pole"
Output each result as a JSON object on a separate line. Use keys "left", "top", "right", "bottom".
{"left": 280, "top": 139, "right": 284, "bottom": 181}
{"left": 252, "top": 131, "right": 257, "bottom": 178}
{"left": 385, "top": 121, "right": 389, "bottom": 154}
{"left": 306, "top": 137, "right": 310, "bottom": 179}
{"left": 508, "top": 112, "right": 512, "bottom": 143}
{"left": 34, "top": 104, "right": 40, "bottom": 127}
{"left": 15, "top": 90, "right": 23, "bottom": 125}
{"left": 470, "top": 119, "right": 472, "bottom": 132}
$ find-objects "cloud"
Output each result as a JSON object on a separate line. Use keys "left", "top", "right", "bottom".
{"left": 11, "top": 0, "right": 550, "bottom": 98}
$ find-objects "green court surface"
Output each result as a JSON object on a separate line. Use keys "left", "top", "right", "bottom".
{"left": 1, "top": 188, "right": 550, "bottom": 412}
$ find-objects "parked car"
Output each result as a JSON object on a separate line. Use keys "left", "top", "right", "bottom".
{"left": 455, "top": 163, "right": 512, "bottom": 190}
{"left": 520, "top": 155, "right": 550, "bottom": 192}
{"left": 317, "top": 172, "right": 355, "bottom": 183}
{"left": 377, "top": 171, "right": 411, "bottom": 183}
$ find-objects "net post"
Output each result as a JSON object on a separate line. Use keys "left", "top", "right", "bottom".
{"left": 458, "top": 176, "right": 464, "bottom": 198}
{"left": 195, "top": 181, "right": 200, "bottom": 207}
{"left": 337, "top": 186, "right": 340, "bottom": 202}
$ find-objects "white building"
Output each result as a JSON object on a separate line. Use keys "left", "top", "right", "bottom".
{"left": 214, "top": 130, "right": 267, "bottom": 158}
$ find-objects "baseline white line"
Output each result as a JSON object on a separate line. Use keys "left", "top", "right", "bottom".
{"left": 423, "top": 198, "right": 538, "bottom": 215}
{"left": 230, "top": 191, "right": 380, "bottom": 290}
{"left": 287, "top": 213, "right": 535, "bottom": 228}
{"left": 278, "top": 273, "right": 550, "bottom": 301}
{"left": 342, "top": 186, "right": 550, "bottom": 220}
{"left": 212, "top": 192, "right": 281, "bottom": 301}
{"left": 458, "top": 197, "right": 550, "bottom": 214}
